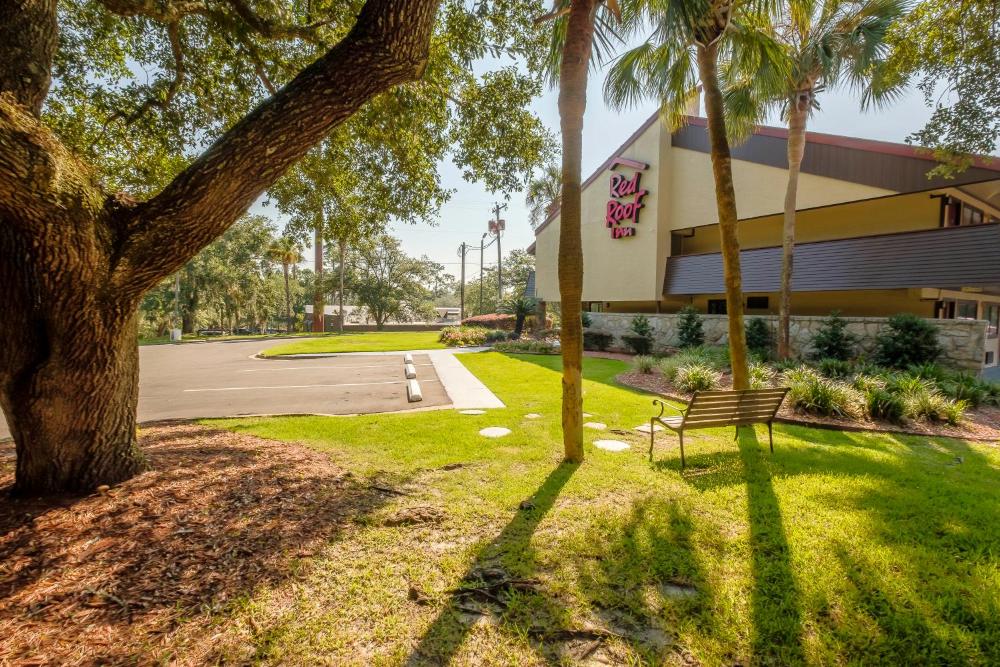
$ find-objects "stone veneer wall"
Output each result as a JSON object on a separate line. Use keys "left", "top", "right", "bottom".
{"left": 588, "top": 313, "right": 987, "bottom": 372}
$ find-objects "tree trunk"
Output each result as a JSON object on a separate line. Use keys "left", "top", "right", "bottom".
{"left": 282, "top": 261, "right": 292, "bottom": 332}
{"left": 557, "top": 0, "right": 597, "bottom": 463}
{"left": 0, "top": 0, "right": 442, "bottom": 494}
{"left": 339, "top": 239, "right": 346, "bottom": 334}
{"left": 778, "top": 102, "right": 809, "bottom": 360}
{"left": 312, "top": 218, "right": 325, "bottom": 332}
{"left": 697, "top": 43, "right": 749, "bottom": 390}
{"left": 0, "top": 305, "right": 146, "bottom": 496}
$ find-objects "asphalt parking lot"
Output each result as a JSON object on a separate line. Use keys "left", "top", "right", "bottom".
{"left": 0, "top": 339, "right": 453, "bottom": 439}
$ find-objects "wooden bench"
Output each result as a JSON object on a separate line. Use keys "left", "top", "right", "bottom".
{"left": 649, "top": 388, "right": 789, "bottom": 467}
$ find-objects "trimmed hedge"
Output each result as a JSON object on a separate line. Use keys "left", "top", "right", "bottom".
{"left": 461, "top": 313, "right": 516, "bottom": 331}
{"left": 583, "top": 331, "right": 613, "bottom": 351}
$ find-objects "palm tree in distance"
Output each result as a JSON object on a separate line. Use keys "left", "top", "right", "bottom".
{"left": 725, "top": 0, "right": 905, "bottom": 358}
{"left": 526, "top": 161, "right": 563, "bottom": 228}
{"left": 267, "top": 236, "right": 303, "bottom": 332}
{"left": 605, "top": 0, "right": 789, "bottom": 389}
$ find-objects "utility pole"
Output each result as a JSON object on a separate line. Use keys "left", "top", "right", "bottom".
{"left": 479, "top": 233, "right": 487, "bottom": 315}
{"left": 490, "top": 202, "right": 507, "bottom": 306}
{"left": 457, "top": 242, "right": 467, "bottom": 321}
{"left": 338, "top": 238, "right": 346, "bottom": 334}
{"left": 171, "top": 272, "right": 181, "bottom": 341}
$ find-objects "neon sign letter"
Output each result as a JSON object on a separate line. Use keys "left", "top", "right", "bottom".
{"left": 605, "top": 157, "right": 649, "bottom": 239}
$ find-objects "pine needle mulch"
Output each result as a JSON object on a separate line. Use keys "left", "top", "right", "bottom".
{"left": 0, "top": 425, "right": 383, "bottom": 666}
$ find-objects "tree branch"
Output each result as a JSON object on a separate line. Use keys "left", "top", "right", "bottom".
{"left": 113, "top": 0, "right": 442, "bottom": 299}
{"left": 0, "top": 0, "right": 58, "bottom": 115}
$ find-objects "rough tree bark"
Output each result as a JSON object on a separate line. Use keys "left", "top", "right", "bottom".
{"left": 697, "top": 42, "right": 750, "bottom": 390}
{"left": 557, "top": 0, "right": 597, "bottom": 463}
{"left": 778, "top": 98, "right": 810, "bottom": 360}
{"left": 0, "top": 0, "right": 442, "bottom": 495}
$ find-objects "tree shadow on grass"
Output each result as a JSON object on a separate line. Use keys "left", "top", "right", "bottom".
{"left": 406, "top": 462, "right": 579, "bottom": 665}
{"left": 573, "top": 496, "right": 713, "bottom": 664}
{"left": 0, "top": 424, "right": 396, "bottom": 664}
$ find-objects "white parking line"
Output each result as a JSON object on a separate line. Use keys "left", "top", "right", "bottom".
{"left": 239, "top": 363, "right": 434, "bottom": 373}
{"left": 184, "top": 379, "right": 440, "bottom": 392}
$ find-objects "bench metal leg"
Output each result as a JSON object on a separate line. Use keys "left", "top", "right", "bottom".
{"left": 734, "top": 425, "right": 740, "bottom": 441}
{"left": 679, "top": 430, "right": 685, "bottom": 469}
{"left": 649, "top": 418, "right": 655, "bottom": 461}
{"left": 768, "top": 422, "right": 774, "bottom": 454}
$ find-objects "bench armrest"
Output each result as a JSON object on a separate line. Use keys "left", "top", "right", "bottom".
{"left": 653, "top": 398, "right": 686, "bottom": 420}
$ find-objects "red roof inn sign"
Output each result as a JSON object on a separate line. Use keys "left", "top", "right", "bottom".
{"left": 605, "top": 157, "right": 649, "bottom": 239}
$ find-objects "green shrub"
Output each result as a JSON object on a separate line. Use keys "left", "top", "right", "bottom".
{"left": 874, "top": 313, "right": 942, "bottom": 368}
{"left": 746, "top": 318, "right": 772, "bottom": 357}
{"left": 908, "top": 392, "right": 967, "bottom": 425}
{"left": 675, "top": 363, "right": 722, "bottom": 392}
{"left": 440, "top": 326, "right": 505, "bottom": 347}
{"left": 852, "top": 373, "right": 886, "bottom": 394}
{"left": 810, "top": 311, "right": 858, "bottom": 361}
{"left": 939, "top": 372, "right": 990, "bottom": 407}
{"left": 492, "top": 339, "right": 557, "bottom": 355}
{"left": 781, "top": 364, "right": 820, "bottom": 386}
{"left": 748, "top": 360, "right": 775, "bottom": 390}
{"left": 581, "top": 311, "right": 593, "bottom": 328}
{"left": 865, "top": 387, "right": 907, "bottom": 423}
{"left": 818, "top": 357, "right": 853, "bottom": 379}
{"left": 658, "top": 356, "right": 684, "bottom": 382}
{"left": 786, "top": 370, "right": 863, "bottom": 418}
{"left": 583, "top": 331, "right": 613, "bottom": 351}
{"left": 622, "top": 334, "right": 653, "bottom": 355}
{"left": 484, "top": 329, "right": 509, "bottom": 343}
{"left": 676, "top": 306, "right": 705, "bottom": 348}
{"left": 772, "top": 358, "right": 800, "bottom": 373}
{"left": 631, "top": 314, "right": 653, "bottom": 338}
{"left": 633, "top": 355, "right": 657, "bottom": 374}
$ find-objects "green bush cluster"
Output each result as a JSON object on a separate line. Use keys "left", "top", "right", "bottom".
{"left": 583, "top": 331, "right": 613, "bottom": 351}
{"left": 676, "top": 306, "right": 705, "bottom": 348}
{"left": 439, "top": 326, "right": 506, "bottom": 347}
{"left": 745, "top": 318, "right": 772, "bottom": 358}
{"left": 874, "top": 313, "right": 942, "bottom": 368}
{"left": 632, "top": 355, "right": 657, "bottom": 374}
{"left": 810, "top": 311, "right": 858, "bottom": 360}
{"left": 675, "top": 363, "right": 722, "bottom": 392}
{"left": 492, "top": 339, "right": 557, "bottom": 355}
{"left": 623, "top": 314, "right": 655, "bottom": 355}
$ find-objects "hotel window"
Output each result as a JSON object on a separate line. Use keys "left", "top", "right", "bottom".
{"left": 986, "top": 304, "right": 1000, "bottom": 339}
{"left": 707, "top": 299, "right": 727, "bottom": 314}
{"left": 956, "top": 300, "right": 979, "bottom": 319}
{"left": 746, "top": 296, "right": 769, "bottom": 310}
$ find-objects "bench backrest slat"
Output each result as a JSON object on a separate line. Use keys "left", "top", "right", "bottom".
{"left": 680, "top": 388, "right": 788, "bottom": 430}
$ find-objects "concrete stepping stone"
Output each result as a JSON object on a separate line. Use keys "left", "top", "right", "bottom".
{"left": 594, "top": 439, "right": 630, "bottom": 452}
{"left": 583, "top": 412, "right": 593, "bottom": 418}
{"left": 524, "top": 413, "right": 542, "bottom": 419}
{"left": 479, "top": 427, "right": 511, "bottom": 438}
{"left": 459, "top": 409, "right": 486, "bottom": 415}
{"left": 634, "top": 424, "right": 664, "bottom": 434}
{"left": 583, "top": 422, "right": 607, "bottom": 430}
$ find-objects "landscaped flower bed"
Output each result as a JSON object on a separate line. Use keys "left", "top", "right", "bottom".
{"left": 618, "top": 346, "right": 1000, "bottom": 440}
{"left": 438, "top": 325, "right": 507, "bottom": 347}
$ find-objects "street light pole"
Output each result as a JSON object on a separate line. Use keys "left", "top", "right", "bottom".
{"left": 490, "top": 202, "right": 507, "bottom": 307}
{"left": 457, "top": 242, "right": 467, "bottom": 321}
{"left": 479, "top": 233, "right": 486, "bottom": 315}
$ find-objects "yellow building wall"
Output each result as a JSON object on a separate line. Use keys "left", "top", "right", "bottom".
{"left": 535, "top": 120, "right": 668, "bottom": 302}
{"left": 666, "top": 148, "right": 895, "bottom": 231}
{"left": 680, "top": 190, "right": 942, "bottom": 254}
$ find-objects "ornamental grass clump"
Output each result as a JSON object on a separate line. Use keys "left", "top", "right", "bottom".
{"left": 864, "top": 387, "right": 907, "bottom": 423}
{"left": 748, "top": 360, "right": 775, "bottom": 390}
{"left": 633, "top": 355, "right": 657, "bottom": 374}
{"left": 675, "top": 363, "right": 722, "bottom": 392}
{"left": 784, "top": 365, "right": 862, "bottom": 418}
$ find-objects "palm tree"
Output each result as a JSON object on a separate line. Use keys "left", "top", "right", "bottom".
{"left": 540, "top": 0, "right": 622, "bottom": 463}
{"left": 725, "top": 0, "right": 905, "bottom": 358}
{"left": 526, "top": 161, "right": 562, "bottom": 228}
{"left": 605, "top": 0, "right": 788, "bottom": 389}
{"left": 501, "top": 295, "right": 538, "bottom": 338}
{"left": 267, "top": 236, "right": 303, "bottom": 332}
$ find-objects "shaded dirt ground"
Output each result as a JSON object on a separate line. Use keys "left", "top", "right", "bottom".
{"left": 0, "top": 425, "right": 387, "bottom": 666}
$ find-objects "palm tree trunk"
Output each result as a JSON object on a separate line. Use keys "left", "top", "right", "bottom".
{"left": 339, "top": 238, "right": 346, "bottom": 334}
{"left": 557, "top": 0, "right": 597, "bottom": 463}
{"left": 778, "top": 103, "right": 808, "bottom": 360}
{"left": 282, "top": 262, "right": 292, "bottom": 332}
{"left": 697, "top": 42, "right": 749, "bottom": 390}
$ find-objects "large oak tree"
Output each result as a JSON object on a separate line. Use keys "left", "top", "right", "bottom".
{"left": 0, "top": 0, "right": 546, "bottom": 495}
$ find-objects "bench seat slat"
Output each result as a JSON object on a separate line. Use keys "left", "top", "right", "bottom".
{"left": 688, "top": 400, "right": 784, "bottom": 413}
{"left": 691, "top": 389, "right": 788, "bottom": 398}
{"left": 686, "top": 411, "right": 779, "bottom": 423}
{"left": 687, "top": 405, "right": 783, "bottom": 419}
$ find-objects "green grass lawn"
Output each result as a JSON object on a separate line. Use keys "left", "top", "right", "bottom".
{"left": 208, "top": 353, "right": 1000, "bottom": 665}
{"left": 260, "top": 331, "right": 447, "bottom": 356}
